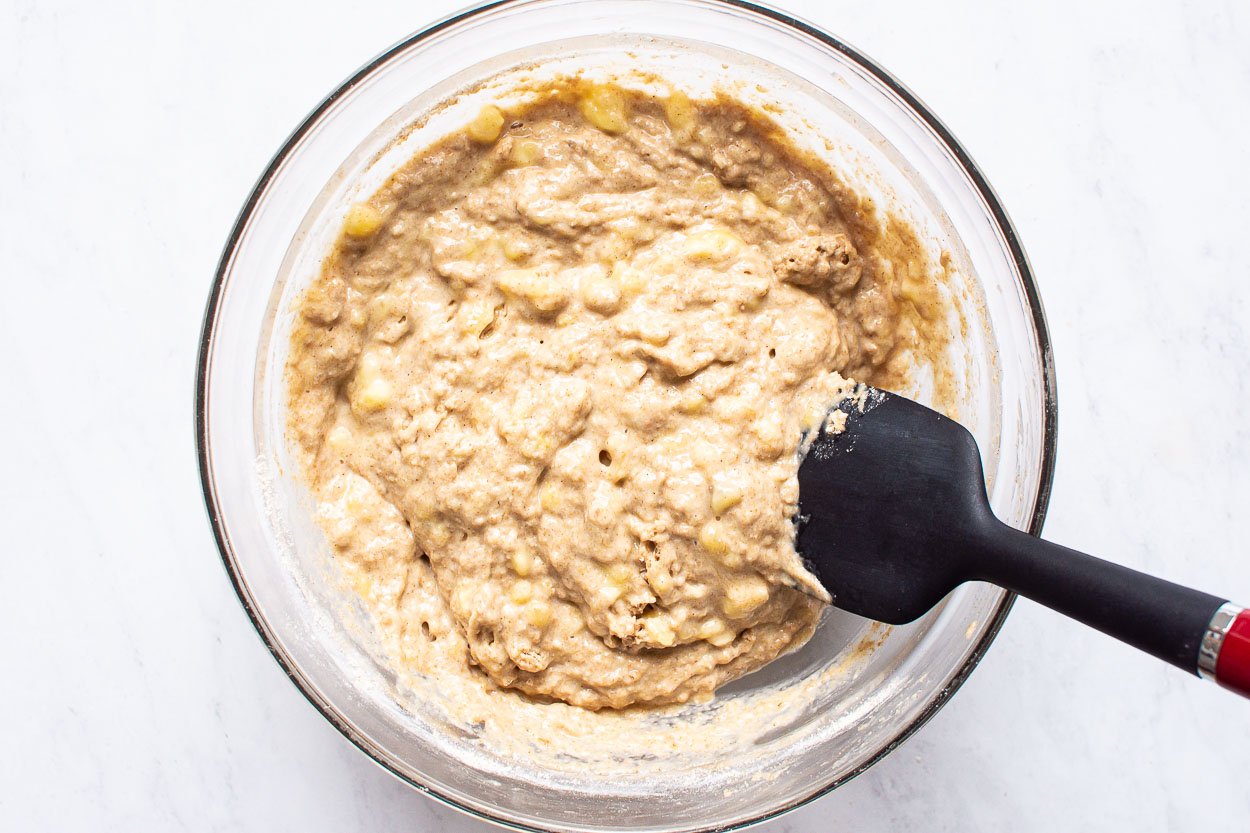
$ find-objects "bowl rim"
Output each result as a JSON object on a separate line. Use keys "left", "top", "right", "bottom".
{"left": 194, "top": 1, "right": 1059, "bottom": 829}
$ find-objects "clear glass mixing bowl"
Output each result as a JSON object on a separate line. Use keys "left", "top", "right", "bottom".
{"left": 196, "top": 1, "right": 1057, "bottom": 830}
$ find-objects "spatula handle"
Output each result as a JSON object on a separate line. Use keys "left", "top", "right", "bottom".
{"left": 971, "top": 519, "right": 1249, "bottom": 698}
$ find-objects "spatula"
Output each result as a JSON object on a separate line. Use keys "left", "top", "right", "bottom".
{"left": 795, "top": 386, "right": 1250, "bottom": 698}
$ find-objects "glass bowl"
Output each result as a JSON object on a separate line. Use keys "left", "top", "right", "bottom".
{"left": 195, "top": 1, "right": 1057, "bottom": 830}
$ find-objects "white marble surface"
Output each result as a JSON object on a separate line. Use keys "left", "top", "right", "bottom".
{"left": 3, "top": 0, "right": 1249, "bottom": 829}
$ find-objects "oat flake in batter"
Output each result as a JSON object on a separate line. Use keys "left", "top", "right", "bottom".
{"left": 286, "top": 78, "right": 949, "bottom": 710}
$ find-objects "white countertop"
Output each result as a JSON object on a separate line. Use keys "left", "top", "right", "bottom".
{"left": 3, "top": 0, "right": 1248, "bottom": 829}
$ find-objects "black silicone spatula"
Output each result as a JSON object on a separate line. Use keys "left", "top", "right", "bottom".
{"left": 795, "top": 386, "right": 1250, "bottom": 698}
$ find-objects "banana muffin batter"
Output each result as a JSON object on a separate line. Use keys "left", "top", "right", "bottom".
{"left": 286, "top": 78, "right": 949, "bottom": 709}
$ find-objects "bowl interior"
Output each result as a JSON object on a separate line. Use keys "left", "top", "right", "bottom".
{"left": 199, "top": 3, "right": 1054, "bottom": 832}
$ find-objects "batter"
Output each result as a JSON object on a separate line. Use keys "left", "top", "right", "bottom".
{"left": 286, "top": 78, "right": 948, "bottom": 709}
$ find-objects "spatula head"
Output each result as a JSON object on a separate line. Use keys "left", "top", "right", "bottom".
{"left": 795, "top": 387, "right": 993, "bottom": 624}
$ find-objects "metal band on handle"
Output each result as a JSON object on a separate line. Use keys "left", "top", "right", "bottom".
{"left": 1198, "top": 602, "right": 1245, "bottom": 680}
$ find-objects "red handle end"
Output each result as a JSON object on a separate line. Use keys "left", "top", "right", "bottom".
{"left": 1214, "top": 607, "right": 1250, "bottom": 698}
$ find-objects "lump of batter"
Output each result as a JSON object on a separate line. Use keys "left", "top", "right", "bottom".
{"left": 287, "top": 79, "right": 948, "bottom": 710}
